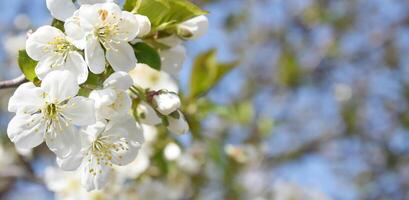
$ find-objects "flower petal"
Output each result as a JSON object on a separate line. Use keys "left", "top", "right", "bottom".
{"left": 89, "top": 88, "right": 117, "bottom": 108}
{"left": 7, "top": 113, "right": 45, "bottom": 149}
{"left": 41, "top": 70, "right": 79, "bottom": 102}
{"left": 129, "top": 63, "right": 179, "bottom": 93}
{"left": 82, "top": 156, "right": 111, "bottom": 191}
{"left": 46, "top": 0, "right": 77, "bottom": 22}
{"left": 103, "top": 71, "right": 133, "bottom": 90}
{"left": 35, "top": 54, "right": 60, "bottom": 80}
{"left": 61, "top": 96, "right": 96, "bottom": 126}
{"left": 26, "top": 25, "right": 65, "bottom": 60}
{"left": 106, "top": 42, "right": 136, "bottom": 72}
{"left": 45, "top": 125, "right": 81, "bottom": 158}
{"left": 114, "top": 11, "right": 140, "bottom": 42}
{"left": 136, "top": 101, "right": 161, "bottom": 126}
{"left": 104, "top": 117, "right": 144, "bottom": 165}
{"left": 56, "top": 153, "right": 84, "bottom": 171}
{"left": 135, "top": 14, "right": 151, "bottom": 37}
{"left": 65, "top": 12, "right": 87, "bottom": 49}
{"left": 178, "top": 15, "right": 209, "bottom": 40}
{"left": 62, "top": 51, "right": 89, "bottom": 84}
{"left": 85, "top": 36, "right": 106, "bottom": 74}
{"left": 167, "top": 111, "right": 189, "bottom": 135}
{"left": 159, "top": 45, "right": 186, "bottom": 76}
{"left": 8, "top": 82, "right": 44, "bottom": 114}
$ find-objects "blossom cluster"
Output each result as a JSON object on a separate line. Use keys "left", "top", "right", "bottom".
{"left": 7, "top": 0, "right": 208, "bottom": 191}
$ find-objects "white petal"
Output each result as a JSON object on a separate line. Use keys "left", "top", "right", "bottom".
{"left": 62, "top": 51, "right": 89, "bottom": 84}
{"left": 106, "top": 42, "right": 137, "bottom": 72}
{"left": 89, "top": 88, "right": 117, "bottom": 108}
{"left": 153, "top": 92, "right": 181, "bottom": 115}
{"left": 64, "top": 12, "right": 87, "bottom": 49}
{"left": 26, "top": 25, "right": 65, "bottom": 60}
{"left": 113, "top": 11, "right": 140, "bottom": 42}
{"left": 7, "top": 113, "right": 45, "bottom": 149}
{"left": 167, "top": 111, "right": 189, "bottom": 135}
{"left": 78, "top": 2, "right": 121, "bottom": 28}
{"left": 134, "top": 14, "right": 151, "bottom": 37}
{"left": 103, "top": 71, "right": 133, "bottom": 90}
{"left": 159, "top": 45, "right": 186, "bottom": 76}
{"left": 85, "top": 36, "right": 106, "bottom": 74}
{"left": 104, "top": 117, "right": 144, "bottom": 165}
{"left": 157, "top": 35, "right": 183, "bottom": 47}
{"left": 129, "top": 63, "right": 179, "bottom": 92}
{"left": 8, "top": 82, "right": 44, "bottom": 113}
{"left": 35, "top": 54, "right": 60, "bottom": 80}
{"left": 109, "top": 91, "right": 132, "bottom": 119}
{"left": 78, "top": 0, "right": 115, "bottom": 5}
{"left": 82, "top": 156, "right": 111, "bottom": 191}
{"left": 81, "top": 120, "right": 106, "bottom": 139}
{"left": 41, "top": 70, "right": 79, "bottom": 102}
{"left": 136, "top": 101, "right": 161, "bottom": 126}
{"left": 56, "top": 153, "right": 84, "bottom": 171}
{"left": 61, "top": 96, "right": 96, "bottom": 126}
{"left": 46, "top": 0, "right": 77, "bottom": 22}
{"left": 178, "top": 15, "right": 209, "bottom": 40}
{"left": 45, "top": 125, "right": 81, "bottom": 158}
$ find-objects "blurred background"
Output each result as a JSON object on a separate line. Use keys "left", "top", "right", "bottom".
{"left": 1, "top": 0, "right": 409, "bottom": 199}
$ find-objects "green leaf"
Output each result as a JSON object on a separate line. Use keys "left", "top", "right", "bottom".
{"left": 132, "top": 0, "right": 208, "bottom": 30}
{"left": 132, "top": 42, "right": 161, "bottom": 70}
{"left": 189, "top": 49, "right": 238, "bottom": 98}
{"left": 51, "top": 19, "right": 65, "bottom": 31}
{"left": 18, "top": 50, "right": 38, "bottom": 82}
{"left": 123, "top": 0, "right": 137, "bottom": 11}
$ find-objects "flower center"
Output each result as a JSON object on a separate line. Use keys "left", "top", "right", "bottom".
{"left": 86, "top": 135, "right": 129, "bottom": 175}
{"left": 44, "top": 103, "right": 58, "bottom": 120}
{"left": 49, "top": 37, "right": 72, "bottom": 54}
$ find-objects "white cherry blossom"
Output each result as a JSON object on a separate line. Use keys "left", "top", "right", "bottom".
{"left": 7, "top": 70, "right": 95, "bottom": 158}
{"left": 26, "top": 26, "right": 88, "bottom": 84}
{"left": 65, "top": 3, "right": 142, "bottom": 73}
{"left": 57, "top": 117, "right": 144, "bottom": 191}
{"left": 89, "top": 71, "right": 133, "bottom": 120}
{"left": 46, "top": 0, "right": 116, "bottom": 22}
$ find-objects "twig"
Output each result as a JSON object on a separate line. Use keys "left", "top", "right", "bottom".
{"left": 0, "top": 75, "right": 27, "bottom": 89}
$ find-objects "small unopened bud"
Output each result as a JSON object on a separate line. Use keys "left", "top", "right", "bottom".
{"left": 167, "top": 111, "right": 189, "bottom": 135}
{"left": 136, "top": 101, "right": 161, "bottom": 125}
{"left": 135, "top": 14, "right": 151, "bottom": 37}
{"left": 177, "top": 15, "right": 209, "bottom": 40}
{"left": 153, "top": 92, "right": 181, "bottom": 115}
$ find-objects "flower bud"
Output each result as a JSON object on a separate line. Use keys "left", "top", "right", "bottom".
{"left": 153, "top": 92, "right": 181, "bottom": 115}
{"left": 177, "top": 15, "right": 208, "bottom": 40}
{"left": 167, "top": 111, "right": 189, "bottom": 135}
{"left": 135, "top": 14, "right": 151, "bottom": 37}
{"left": 136, "top": 101, "right": 161, "bottom": 125}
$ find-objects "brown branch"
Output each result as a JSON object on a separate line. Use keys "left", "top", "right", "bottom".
{"left": 0, "top": 75, "right": 27, "bottom": 89}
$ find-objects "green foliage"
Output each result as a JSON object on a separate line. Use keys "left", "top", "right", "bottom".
{"left": 189, "top": 49, "right": 238, "bottom": 98}
{"left": 18, "top": 50, "right": 38, "bottom": 83}
{"left": 51, "top": 19, "right": 65, "bottom": 31}
{"left": 132, "top": 42, "right": 162, "bottom": 70}
{"left": 277, "top": 51, "right": 302, "bottom": 88}
{"left": 130, "top": 0, "right": 208, "bottom": 30}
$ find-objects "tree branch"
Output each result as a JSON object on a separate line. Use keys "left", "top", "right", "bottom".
{"left": 0, "top": 75, "right": 27, "bottom": 89}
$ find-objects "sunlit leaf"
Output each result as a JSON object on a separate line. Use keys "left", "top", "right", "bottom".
{"left": 189, "top": 49, "right": 238, "bottom": 98}
{"left": 18, "top": 50, "right": 38, "bottom": 83}
{"left": 132, "top": 0, "right": 208, "bottom": 30}
{"left": 132, "top": 42, "right": 161, "bottom": 70}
